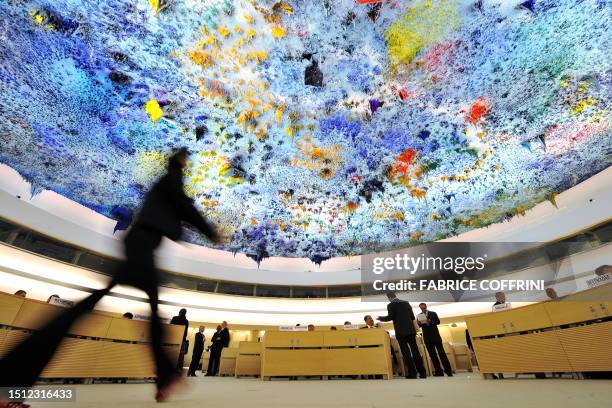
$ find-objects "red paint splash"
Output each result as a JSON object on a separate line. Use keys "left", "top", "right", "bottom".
{"left": 397, "top": 87, "right": 411, "bottom": 101}
{"left": 395, "top": 148, "right": 417, "bottom": 174}
{"left": 466, "top": 98, "right": 490, "bottom": 124}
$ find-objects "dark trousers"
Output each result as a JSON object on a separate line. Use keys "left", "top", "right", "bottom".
{"left": 0, "top": 225, "right": 176, "bottom": 392}
{"left": 187, "top": 349, "right": 203, "bottom": 376}
{"left": 207, "top": 347, "right": 222, "bottom": 375}
{"left": 396, "top": 335, "right": 426, "bottom": 378}
{"left": 425, "top": 341, "right": 452, "bottom": 375}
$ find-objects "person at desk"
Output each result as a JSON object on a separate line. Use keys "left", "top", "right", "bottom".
{"left": 362, "top": 315, "right": 380, "bottom": 329}
{"left": 493, "top": 291, "right": 506, "bottom": 306}
{"left": 187, "top": 326, "right": 205, "bottom": 377}
{"left": 417, "top": 303, "right": 452, "bottom": 377}
{"left": 377, "top": 292, "right": 427, "bottom": 379}
{"left": 13, "top": 290, "right": 26, "bottom": 298}
{"left": 171, "top": 309, "right": 190, "bottom": 371}
{"left": 0, "top": 147, "right": 222, "bottom": 405}
{"left": 122, "top": 312, "right": 134, "bottom": 319}
{"left": 308, "top": 324, "right": 315, "bottom": 331}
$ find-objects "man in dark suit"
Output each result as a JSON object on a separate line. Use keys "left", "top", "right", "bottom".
{"left": 417, "top": 303, "right": 453, "bottom": 377}
{"left": 0, "top": 148, "right": 221, "bottom": 404}
{"left": 206, "top": 324, "right": 224, "bottom": 376}
{"left": 187, "top": 326, "right": 205, "bottom": 377}
{"left": 377, "top": 292, "right": 426, "bottom": 378}
{"left": 170, "top": 308, "right": 189, "bottom": 371}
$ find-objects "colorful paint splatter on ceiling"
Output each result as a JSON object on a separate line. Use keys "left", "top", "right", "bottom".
{"left": 0, "top": 0, "right": 610, "bottom": 263}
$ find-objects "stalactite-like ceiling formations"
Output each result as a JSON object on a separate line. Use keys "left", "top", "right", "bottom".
{"left": 0, "top": 0, "right": 610, "bottom": 264}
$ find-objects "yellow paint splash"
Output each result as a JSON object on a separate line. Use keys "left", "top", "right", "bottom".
{"left": 144, "top": 99, "right": 163, "bottom": 123}
{"left": 571, "top": 98, "right": 597, "bottom": 115}
{"left": 188, "top": 50, "right": 214, "bottom": 67}
{"left": 385, "top": 0, "right": 460, "bottom": 67}
{"left": 271, "top": 25, "right": 286, "bottom": 38}
{"left": 149, "top": 0, "right": 159, "bottom": 13}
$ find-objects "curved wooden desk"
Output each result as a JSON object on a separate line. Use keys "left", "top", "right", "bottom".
{"left": 261, "top": 329, "right": 393, "bottom": 380}
{"left": 465, "top": 283, "right": 611, "bottom": 377}
{"left": 0, "top": 292, "right": 184, "bottom": 379}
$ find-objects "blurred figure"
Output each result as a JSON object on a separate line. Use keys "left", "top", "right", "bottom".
{"left": 595, "top": 265, "right": 612, "bottom": 276}
{"left": 46, "top": 294, "right": 60, "bottom": 303}
{"left": 0, "top": 148, "right": 221, "bottom": 405}
{"left": 330, "top": 326, "right": 337, "bottom": 330}
{"left": 307, "top": 324, "right": 315, "bottom": 331}
{"left": 13, "top": 290, "right": 26, "bottom": 298}
{"left": 206, "top": 325, "right": 224, "bottom": 376}
{"left": 377, "top": 292, "right": 426, "bottom": 379}
{"left": 122, "top": 312, "right": 134, "bottom": 319}
{"left": 417, "top": 303, "right": 452, "bottom": 377}
{"left": 187, "top": 326, "right": 205, "bottom": 377}
{"left": 344, "top": 321, "right": 351, "bottom": 325}
{"left": 493, "top": 291, "right": 506, "bottom": 306}
{"left": 171, "top": 309, "right": 189, "bottom": 371}
{"left": 545, "top": 288, "right": 559, "bottom": 299}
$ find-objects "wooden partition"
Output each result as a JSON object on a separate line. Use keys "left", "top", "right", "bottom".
{"left": 219, "top": 347, "right": 239, "bottom": 376}
{"left": 0, "top": 292, "right": 184, "bottom": 379}
{"left": 235, "top": 341, "right": 262, "bottom": 377}
{"left": 465, "top": 283, "right": 612, "bottom": 377}
{"left": 261, "top": 329, "right": 393, "bottom": 380}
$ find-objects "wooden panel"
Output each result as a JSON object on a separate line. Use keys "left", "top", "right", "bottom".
{"left": 556, "top": 322, "right": 612, "bottom": 372}
{"left": 41, "top": 338, "right": 103, "bottom": 378}
{"left": 70, "top": 313, "right": 112, "bottom": 338}
{"left": 263, "top": 331, "right": 324, "bottom": 347}
{"left": 545, "top": 300, "right": 612, "bottom": 326}
{"left": 262, "top": 349, "right": 325, "bottom": 376}
{"left": 106, "top": 318, "right": 150, "bottom": 342}
{"left": 465, "top": 303, "right": 552, "bottom": 337}
{"left": 451, "top": 344, "right": 473, "bottom": 372}
{"left": 0, "top": 330, "right": 30, "bottom": 358}
{"left": 235, "top": 355, "right": 261, "bottom": 377}
{"left": 221, "top": 347, "right": 238, "bottom": 358}
{"left": 93, "top": 342, "right": 156, "bottom": 377}
{"left": 324, "top": 328, "right": 386, "bottom": 347}
{"left": 12, "top": 301, "right": 64, "bottom": 330}
{"left": 472, "top": 331, "right": 572, "bottom": 373}
{"left": 238, "top": 341, "right": 262, "bottom": 355}
{"left": 219, "top": 347, "right": 238, "bottom": 376}
{"left": 219, "top": 357, "right": 237, "bottom": 376}
{"left": 323, "top": 347, "right": 390, "bottom": 376}
{"left": 390, "top": 338, "right": 405, "bottom": 376}
{"left": 323, "top": 330, "right": 358, "bottom": 347}
{"left": 0, "top": 292, "right": 24, "bottom": 325}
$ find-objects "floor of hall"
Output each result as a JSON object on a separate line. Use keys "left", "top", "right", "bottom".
{"left": 29, "top": 372, "right": 612, "bottom": 408}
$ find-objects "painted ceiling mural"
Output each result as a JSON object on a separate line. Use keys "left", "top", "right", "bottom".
{"left": 0, "top": 0, "right": 610, "bottom": 264}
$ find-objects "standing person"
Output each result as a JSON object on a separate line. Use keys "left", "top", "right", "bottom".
{"left": 417, "top": 303, "right": 453, "bottom": 377}
{"left": 170, "top": 309, "right": 189, "bottom": 371}
{"left": 206, "top": 325, "right": 223, "bottom": 376}
{"left": 0, "top": 148, "right": 221, "bottom": 406}
{"left": 187, "top": 326, "right": 205, "bottom": 377}
{"left": 377, "top": 292, "right": 426, "bottom": 379}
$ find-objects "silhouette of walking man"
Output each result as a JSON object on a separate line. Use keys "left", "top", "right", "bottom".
{"left": 0, "top": 148, "right": 221, "bottom": 406}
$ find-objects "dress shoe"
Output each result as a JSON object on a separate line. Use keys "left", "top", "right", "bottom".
{"left": 433, "top": 372, "right": 444, "bottom": 377}
{"left": 446, "top": 373, "right": 453, "bottom": 377}
{"left": 405, "top": 375, "right": 417, "bottom": 379}
{"left": 419, "top": 374, "right": 427, "bottom": 379}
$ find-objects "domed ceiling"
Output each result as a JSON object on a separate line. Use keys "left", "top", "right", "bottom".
{"left": 0, "top": 0, "right": 610, "bottom": 264}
